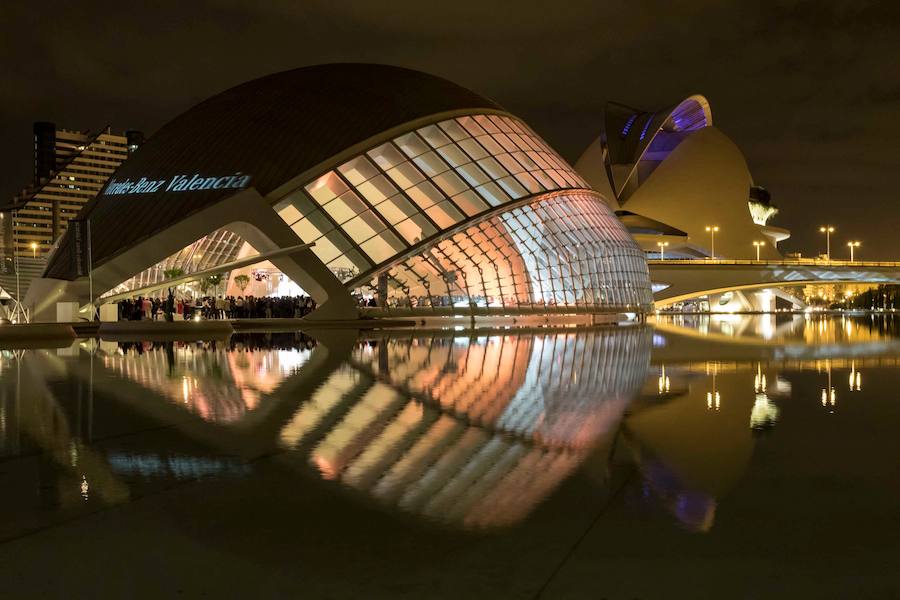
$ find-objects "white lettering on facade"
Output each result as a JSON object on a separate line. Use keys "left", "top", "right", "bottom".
{"left": 104, "top": 172, "right": 251, "bottom": 196}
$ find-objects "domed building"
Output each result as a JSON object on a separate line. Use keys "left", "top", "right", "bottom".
{"left": 575, "top": 95, "right": 790, "bottom": 261}
{"left": 29, "top": 64, "right": 652, "bottom": 321}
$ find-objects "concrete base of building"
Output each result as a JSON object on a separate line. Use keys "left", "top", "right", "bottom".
{"left": 97, "top": 320, "right": 235, "bottom": 342}
{"left": 0, "top": 323, "right": 76, "bottom": 349}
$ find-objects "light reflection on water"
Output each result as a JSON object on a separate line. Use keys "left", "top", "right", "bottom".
{"left": 0, "top": 315, "right": 898, "bottom": 539}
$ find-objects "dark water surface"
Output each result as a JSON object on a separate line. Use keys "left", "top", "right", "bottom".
{"left": 0, "top": 316, "right": 897, "bottom": 598}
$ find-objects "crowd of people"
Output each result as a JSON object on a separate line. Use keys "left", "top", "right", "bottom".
{"left": 117, "top": 295, "right": 317, "bottom": 321}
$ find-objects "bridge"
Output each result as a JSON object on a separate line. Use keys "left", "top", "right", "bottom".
{"left": 649, "top": 259, "right": 900, "bottom": 308}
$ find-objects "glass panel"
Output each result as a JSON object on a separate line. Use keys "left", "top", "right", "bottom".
{"left": 276, "top": 202, "right": 302, "bottom": 225}
{"left": 323, "top": 190, "right": 368, "bottom": 224}
{"left": 345, "top": 210, "right": 388, "bottom": 242}
{"left": 418, "top": 124, "right": 452, "bottom": 148}
{"left": 457, "top": 115, "right": 487, "bottom": 137}
{"left": 425, "top": 201, "right": 464, "bottom": 229}
{"left": 360, "top": 231, "right": 405, "bottom": 263}
{"left": 385, "top": 161, "right": 425, "bottom": 190}
{"left": 451, "top": 190, "right": 488, "bottom": 216}
{"left": 474, "top": 115, "right": 500, "bottom": 133}
{"left": 413, "top": 151, "right": 449, "bottom": 177}
{"left": 367, "top": 143, "right": 406, "bottom": 170}
{"left": 514, "top": 171, "right": 545, "bottom": 194}
{"left": 395, "top": 214, "right": 438, "bottom": 244}
{"left": 475, "top": 182, "right": 510, "bottom": 207}
{"left": 356, "top": 174, "right": 397, "bottom": 204}
{"left": 406, "top": 181, "right": 444, "bottom": 210}
{"left": 438, "top": 119, "right": 468, "bottom": 141}
{"left": 311, "top": 236, "right": 341, "bottom": 263}
{"left": 394, "top": 132, "right": 429, "bottom": 158}
{"left": 475, "top": 135, "right": 504, "bottom": 156}
{"left": 456, "top": 162, "right": 490, "bottom": 187}
{"left": 476, "top": 157, "right": 508, "bottom": 180}
{"left": 458, "top": 137, "right": 488, "bottom": 160}
{"left": 497, "top": 176, "right": 528, "bottom": 199}
{"left": 338, "top": 156, "right": 379, "bottom": 185}
{"left": 291, "top": 213, "right": 328, "bottom": 242}
{"left": 436, "top": 144, "right": 469, "bottom": 168}
{"left": 432, "top": 170, "right": 468, "bottom": 197}
{"left": 497, "top": 153, "right": 525, "bottom": 174}
{"left": 375, "top": 194, "right": 417, "bottom": 225}
{"left": 306, "top": 172, "right": 348, "bottom": 205}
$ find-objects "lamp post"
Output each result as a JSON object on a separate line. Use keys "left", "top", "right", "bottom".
{"left": 30, "top": 242, "right": 36, "bottom": 258}
{"left": 819, "top": 225, "right": 835, "bottom": 259}
{"left": 847, "top": 240, "right": 860, "bottom": 262}
{"left": 705, "top": 225, "right": 719, "bottom": 259}
{"left": 656, "top": 241, "right": 669, "bottom": 260}
{"left": 752, "top": 240, "right": 765, "bottom": 261}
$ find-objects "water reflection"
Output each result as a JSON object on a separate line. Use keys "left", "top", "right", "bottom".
{"left": 1, "top": 317, "right": 898, "bottom": 539}
{"left": 0, "top": 327, "right": 653, "bottom": 532}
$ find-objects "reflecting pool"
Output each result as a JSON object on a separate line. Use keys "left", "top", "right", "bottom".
{"left": 0, "top": 318, "right": 897, "bottom": 598}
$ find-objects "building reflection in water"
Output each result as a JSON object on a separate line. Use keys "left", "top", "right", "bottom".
{"left": 4, "top": 321, "right": 891, "bottom": 536}
{"left": 279, "top": 327, "right": 653, "bottom": 529}
{"left": 100, "top": 333, "right": 317, "bottom": 424}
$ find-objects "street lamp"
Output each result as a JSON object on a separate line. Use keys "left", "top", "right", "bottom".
{"left": 752, "top": 240, "right": 765, "bottom": 261}
{"left": 847, "top": 240, "right": 860, "bottom": 262}
{"left": 705, "top": 225, "right": 719, "bottom": 258}
{"left": 819, "top": 225, "right": 835, "bottom": 259}
{"left": 30, "top": 242, "right": 36, "bottom": 258}
{"left": 656, "top": 241, "right": 669, "bottom": 260}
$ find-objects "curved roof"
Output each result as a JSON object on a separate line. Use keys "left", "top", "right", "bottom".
{"left": 46, "top": 64, "right": 504, "bottom": 280}
{"left": 600, "top": 95, "right": 712, "bottom": 200}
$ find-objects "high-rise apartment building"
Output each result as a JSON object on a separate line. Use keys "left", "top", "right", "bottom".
{"left": 2, "top": 122, "right": 142, "bottom": 258}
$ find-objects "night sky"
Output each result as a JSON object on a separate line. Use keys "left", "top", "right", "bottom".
{"left": 3, "top": 1, "right": 899, "bottom": 257}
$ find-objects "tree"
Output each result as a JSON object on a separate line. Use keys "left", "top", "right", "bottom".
{"left": 199, "top": 277, "right": 213, "bottom": 295}
{"left": 163, "top": 267, "right": 185, "bottom": 280}
{"left": 234, "top": 274, "right": 250, "bottom": 294}
{"left": 207, "top": 274, "right": 223, "bottom": 297}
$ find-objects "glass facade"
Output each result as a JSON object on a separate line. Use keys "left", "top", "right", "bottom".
{"left": 272, "top": 113, "right": 588, "bottom": 283}
{"left": 102, "top": 228, "right": 246, "bottom": 297}
{"left": 360, "top": 192, "right": 651, "bottom": 311}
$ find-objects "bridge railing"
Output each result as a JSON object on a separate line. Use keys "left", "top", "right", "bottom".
{"left": 648, "top": 259, "right": 900, "bottom": 268}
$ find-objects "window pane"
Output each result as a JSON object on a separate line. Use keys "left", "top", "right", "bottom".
{"left": 338, "top": 156, "right": 379, "bottom": 186}
{"left": 356, "top": 174, "right": 397, "bottom": 204}
{"left": 477, "top": 156, "right": 508, "bottom": 180}
{"left": 306, "top": 172, "right": 348, "bottom": 205}
{"left": 458, "top": 137, "right": 488, "bottom": 160}
{"left": 323, "top": 190, "right": 367, "bottom": 224}
{"left": 276, "top": 202, "right": 302, "bottom": 225}
{"left": 425, "top": 201, "right": 464, "bottom": 229}
{"left": 418, "top": 124, "right": 452, "bottom": 148}
{"left": 413, "top": 151, "right": 449, "bottom": 177}
{"left": 385, "top": 161, "right": 425, "bottom": 190}
{"left": 343, "top": 210, "right": 386, "bottom": 241}
{"left": 432, "top": 170, "right": 468, "bottom": 197}
{"left": 375, "top": 194, "right": 417, "bottom": 225}
{"left": 436, "top": 144, "right": 469, "bottom": 168}
{"left": 367, "top": 143, "right": 406, "bottom": 170}
{"left": 395, "top": 214, "right": 437, "bottom": 244}
{"left": 312, "top": 237, "right": 341, "bottom": 263}
{"left": 456, "top": 162, "right": 490, "bottom": 187}
{"left": 438, "top": 119, "right": 468, "bottom": 141}
{"left": 457, "top": 116, "right": 487, "bottom": 137}
{"left": 406, "top": 181, "right": 444, "bottom": 210}
{"left": 451, "top": 190, "right": 488, "bottom": 216}
{"left": 498, "top": 176, "right": 528, "bottom": 199}
{"left": 360, "top": 231, "right": 404, "bottom": 263}
{"left": 475, "top": 182, "right": 511, "bottom": 207}
{"left": 292, "top": 215, "right": 325, "bottom": 243}
{"left": 394, "top": 132, "right": 429, "bottom": 158}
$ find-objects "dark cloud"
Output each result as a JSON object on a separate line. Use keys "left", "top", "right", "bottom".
{"left": 2, "top": 0, "right": 899, "bottom": 256}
